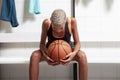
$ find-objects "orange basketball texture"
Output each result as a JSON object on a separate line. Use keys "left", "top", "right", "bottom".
{"left": 47, "top": 40, "right": 72, "bottom": 63}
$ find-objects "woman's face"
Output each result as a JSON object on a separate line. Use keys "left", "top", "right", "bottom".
{"left": 52, "top": 24, "right": 65, "bottom": 34}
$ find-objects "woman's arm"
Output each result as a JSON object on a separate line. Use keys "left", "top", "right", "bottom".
{"left": 40, "top": 19, "right": 49, "bottom": 54}
{"left": 39, "top": 19, "right": 59, "bottom": 65}
{"left": 71, "top": 18, "right": 81, "bottom": 55}
{"left": 60, "top": 18, "right": 81, "bottom": 65}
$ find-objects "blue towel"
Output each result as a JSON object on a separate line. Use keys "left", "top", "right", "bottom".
{"left": 29, "top": 0, "right": 41, "bottom": 14}
{"left": 0, "top": 0, "right": 19, "bottom": 27}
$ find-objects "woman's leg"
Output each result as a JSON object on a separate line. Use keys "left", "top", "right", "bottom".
{"left": 29, "top": 50, "right": 44, "bottom": 80}
{"left": 75, "top": 50, "right": 88, "bottom": 80}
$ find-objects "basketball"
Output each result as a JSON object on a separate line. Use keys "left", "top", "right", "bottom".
{"left": 47, "top": 40, "right": 72, "bottom": 64}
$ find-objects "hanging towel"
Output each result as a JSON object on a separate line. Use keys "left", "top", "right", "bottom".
{"left": 29, "top": 0, "right": 41, "bottom": 14}
{"left": 0, "top": 0, "right": 19, "bottom": 27}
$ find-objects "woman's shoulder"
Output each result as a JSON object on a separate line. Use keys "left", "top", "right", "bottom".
{"left": 66, "top": 17, "right": 77, "bottom": 34}
{"left": 67, "top": 17, "right": 76, "bottom": 23}
{"left": 42, "top": 18, "right": 51, "bottom": 30}
{"left": 67, "top": 17, "right": 76, "bottom": 27}
{"left": 43, "top": 18, "right": 51, "bottom": 25}
{"left": 66, "top": 17, "right": 75, "bottom": 35}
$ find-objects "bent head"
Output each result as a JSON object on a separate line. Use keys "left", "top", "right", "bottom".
{"left": 50, "top": 9, "right": 66, "bottom": 27}
{"left": 50, "top": 9, "right": 66, "bottom": 33}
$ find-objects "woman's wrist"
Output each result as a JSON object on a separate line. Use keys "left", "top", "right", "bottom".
{"left": 73, "top": 49, "right": 80, "bottom": 55}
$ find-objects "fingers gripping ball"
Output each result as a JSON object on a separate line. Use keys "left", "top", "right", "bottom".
{"left": 47, "top": 40, "right": 72, "bottom": 64}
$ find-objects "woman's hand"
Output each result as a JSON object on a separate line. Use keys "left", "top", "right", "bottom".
{"left": 45, "top": 55, "right": 59, "bottom": 66}
{"left": 60, "top": 52, "right": 76, "bottom": 65}
{"left": 42, "top": 50, "right": 59, "bottom": 66}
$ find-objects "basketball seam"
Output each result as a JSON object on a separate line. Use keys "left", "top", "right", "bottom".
{"left": 61, "top": 42, "right": 68, "bottom": 55}
{"left": 58, "top": 40, "right": 60, "bottom": 63}
{"left": 49, "top": 43, "right": 56, "bottom": 59}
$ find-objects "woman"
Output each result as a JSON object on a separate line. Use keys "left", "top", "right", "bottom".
{"left": 29, "top": 9, "right": 88, "bottom": 80}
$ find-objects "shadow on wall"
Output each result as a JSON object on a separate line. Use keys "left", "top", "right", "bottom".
{"left": 75, "top": 0, "right": 92, "bottom": 6}
{"left": 22, "top": 0, "right": 35, "bottom": 23}
{"left": 75, "top": 0, "right": 114, "bottom": 11}
{"left": 0, "top": 63, "right": 120, "bottom": 80}
{"left": 0, "top": 63, "right": 73, "bottom": 80}
{"left": 81, "top": 0, "right": 92, "bottom": 7}
{"left": 105, "top": 0, "right": 114, "bottom": 11}
{"left": 0, "top": 64, "right": 29, "bottom": 80}
{"left": 0, "top": 20, "right": 12, "bottom": 33}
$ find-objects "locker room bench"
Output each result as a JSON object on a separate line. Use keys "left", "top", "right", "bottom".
{"left": 0, "top": 32, "right": 120, "bottom": 64}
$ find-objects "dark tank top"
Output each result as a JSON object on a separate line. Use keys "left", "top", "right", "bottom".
{"left": 46, "top": 22, "right": 71, "bottom": 48}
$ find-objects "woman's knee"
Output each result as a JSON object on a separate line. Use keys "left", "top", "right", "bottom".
{"left": 30, "top": 50, "right": 41, "bottom": 62}
{"left": 76, "top": 50, "right": 87, "bottom": 62}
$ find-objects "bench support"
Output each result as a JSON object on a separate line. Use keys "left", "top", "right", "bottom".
{"left": 73, "top": 63, "right": 77, "bottom": 80}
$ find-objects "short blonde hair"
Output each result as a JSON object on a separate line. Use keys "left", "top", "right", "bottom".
{"left": 50, "top": 9, "right": 66, "bottom": 26}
